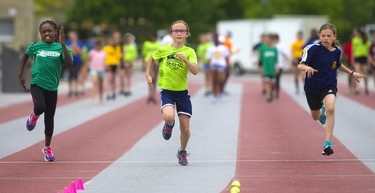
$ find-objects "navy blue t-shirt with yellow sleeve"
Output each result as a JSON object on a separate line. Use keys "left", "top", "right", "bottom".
{"left": 300, "top": 43, "right": 341, "bottom": 94}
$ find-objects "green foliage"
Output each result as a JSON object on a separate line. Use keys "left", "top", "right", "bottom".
{"left": 48, "top": 0, "right": 375, "bottom": 43}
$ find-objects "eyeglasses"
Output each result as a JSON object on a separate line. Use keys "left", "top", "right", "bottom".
{"left": 171, "top": 29, "right": 187, "bottom": 34}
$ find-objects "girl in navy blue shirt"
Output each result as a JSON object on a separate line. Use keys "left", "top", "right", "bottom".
{"left": 298, "top": 23, "right": 366, "bottom": 156}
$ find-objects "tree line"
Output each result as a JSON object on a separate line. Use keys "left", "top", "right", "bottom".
{"left": 36, "top": 0, "right": 375, "bottom": 44}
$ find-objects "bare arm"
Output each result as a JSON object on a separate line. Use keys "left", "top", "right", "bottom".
{"left": 59, "top": 26, "right": 73, "bottom": 67}
{"left": 145, "top": 56, "right": 155, "bottom": 88}
{"left": 18, "top": 54, "right": 30, "bottom": 91}
{"left": 297, "top": 62, "right": 317, "bottom": 78}
{"left": 176, "top": 53, "right": 198, "bottom": 75}
{"left": 339, "top": 63, "right": 366, "bottom": 83}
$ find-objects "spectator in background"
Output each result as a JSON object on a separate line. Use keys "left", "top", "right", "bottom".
{"left": 303, "top": 28, "right": 319, "bottom": 48}
{"left": 258, "top": 33, "right": 278, "bottom": 102}
{"left": 253, "top": 33, "right": 266, "bottom": 94}
{"left": 66, "top": 31, "right": 84, "bottom": 97}
{"left": 113, "top": 31, "right": 126, "bottom": 96}
{"left": 103, "top": 37, "right": 122, "bottom": 100}
{"left": 206, "top": 32, "right": 230, "bottom": 102}
{"left": 342, "top": 33, "right": 355, "bottom": 94}
{"left": 290, "top": 31, "right": 305, "bottom": 94}
{"left": 352, "top": 27, "right": 371, "bottom": 95}
{"left": 142, "top": 32, "right": 161, "bottom": 104}
{"left": 88, "top": 40, "right": 106, "bottom": 105}
{"left": 273, "top": 33, "right": 289, "bottom": 99}
{"left": 196, "top": 33, "right": 213, "bottom": 96}
{"left": 368, "top": 32, "right": 375, "bottom": 95}
{"left": 122, "top": 33, "right": 138, "bottom": 96}
{"left": 161, "top": 33, "right": 173, "bottom": 46}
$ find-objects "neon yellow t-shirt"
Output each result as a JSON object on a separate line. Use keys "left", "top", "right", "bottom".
{"left": 352, "top": 37, "right": 371, "bottom": 58}
{"left": 153, "top": 45, "right": 197, "bottom": 91}
{"left": 196, "top": 42, "right": 212, "bottom": 63}
{"left": 123, "top": 44, "right": 138, "bottom": 62}
{"left": 142, "top": 41, "right": 161, "bottom": 62}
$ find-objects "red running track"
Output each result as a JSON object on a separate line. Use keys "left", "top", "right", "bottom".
{"left": 0, "top": 85, "right": 200, "bottom": 193}
{"left": 221, "top": 82, "right": 375, "bottom": 193}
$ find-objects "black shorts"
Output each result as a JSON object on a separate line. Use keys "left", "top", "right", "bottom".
{"left": 106, "top": 65, "right": 118, "bottom": 73}
{"left": 354, "top": 56, "right": 368, "bottom": 65}
{"left": 305, "top": 87, "right": 337, "bottom": 110}
{"left": 69, "top": 65, "right": 82, "bottom": 80}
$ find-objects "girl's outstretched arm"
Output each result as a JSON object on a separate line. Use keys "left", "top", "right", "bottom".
{"left": 59, "top": 26, "right": 73, "bottom": 67}
{"left": 18, "top": 54, "right": 29, "bottom": 91}
{"left": 339, "top": 63, "right": 367, "bottom": 83}
{"left": 145, "top": 56, "right": 155, "bottom": 88}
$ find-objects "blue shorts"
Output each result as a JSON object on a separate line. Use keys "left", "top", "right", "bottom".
{"left": 210, "top": 64, "right": 227, "bottom": 72}
{"left": 202, "top": 63, "right": 209, "bottom": 71}
{"left": 160, "top": 89, "right": 192, "bottom": 117}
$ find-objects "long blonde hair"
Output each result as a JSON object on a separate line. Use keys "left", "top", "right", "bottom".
{"left": 318, "top": 23, "right": 340, "bottom": 47}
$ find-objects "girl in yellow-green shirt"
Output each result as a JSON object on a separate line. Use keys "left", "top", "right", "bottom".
{"left": 145, "top": 20, "right": 198, "bottom": 166}
{"left": 352, "top": 27, "right": 371, "bottom": 94}
{"left": 122, "top": 33, "right": 138, "bottom": 96}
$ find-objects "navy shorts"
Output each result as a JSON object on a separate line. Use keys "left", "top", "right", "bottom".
{"left": 305, "top": 87, "right": 337, "bottom": 110}
{"left": 160, "top": 89, "right": 192, "bottom": 117}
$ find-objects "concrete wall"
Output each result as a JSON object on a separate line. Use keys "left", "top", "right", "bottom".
{"left": 0, "top": 0, "right": 35, "bottom": 51}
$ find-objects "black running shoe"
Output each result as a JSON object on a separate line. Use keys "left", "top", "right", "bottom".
{"left": 322, "top": 141, "right": 334, "bottom": 156}
{"left": 162, "top": 120, "right": 174, "bottom": 140}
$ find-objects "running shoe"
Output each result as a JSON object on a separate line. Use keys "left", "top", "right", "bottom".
{"left": 162, "top": 120, "right": 174, "bottom": 140}
{"left": 42, "top": 146, "right": 55, "bottom": 161}
{"left": 322, "top": 141, "right": 334, "bottom": 156}
{"left": 177, "top": 149, "right": 189, "bottom": 166}
{"left": 147, "top": 97, "right": 157, "bottom": 104}
{"left": 26, "top": 113, "right": 38, "bottom": 131}
{"left": 319, "top": 105, "right": 326, "bottom": 125}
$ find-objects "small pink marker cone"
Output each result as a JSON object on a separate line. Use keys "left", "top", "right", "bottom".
{"left": 63, "top": 187, "right": 69, "bottom": 193}
{"left": 69, "top": 181, "right": 77, "bottom": 193}
{"left": 76, "top": 178, "right": 84, "bottom": 190}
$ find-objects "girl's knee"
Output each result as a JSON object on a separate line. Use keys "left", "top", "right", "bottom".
{"left": 163, "top": 114, "right": 175, "bottom": 123}
{"left": 34, "top": 104, "right": 46, "bottom": 115}
{"left": 180, "top": 126, "right": 190, "bottom": 134}
{"left": 325, "top": 105, "right": 335, "bottom": 115}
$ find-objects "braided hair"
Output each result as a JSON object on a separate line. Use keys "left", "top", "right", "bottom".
{"left": 39, "top": 20, "right": 58, "bottom": 42}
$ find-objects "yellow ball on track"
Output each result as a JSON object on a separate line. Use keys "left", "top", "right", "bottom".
{"left": 231, "top": 180, "right": 241, "bottom": 187}
{"left": 230, "top": 186, "right": 240, "bottom": 193}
